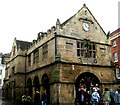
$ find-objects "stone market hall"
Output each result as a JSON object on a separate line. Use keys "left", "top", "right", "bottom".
{"left": 2, "top": 4, "right": 118, "bottom": 105}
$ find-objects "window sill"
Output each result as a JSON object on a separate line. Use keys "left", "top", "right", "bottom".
{"left": 116, "top": 76, "right": 120, "bottom": 79}
{"left": 113, "top": 45, "right": 117, "bottom": 48}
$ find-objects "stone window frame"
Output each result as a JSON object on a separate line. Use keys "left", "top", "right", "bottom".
{"left": 12, "top": 66, "right": 15, "bottom": 74}
{"left": 42, "top": 43, "right": 48, "bottom": 60}
{"left": 77, "top": 41, "right": 96, "bottom": 58}
{"left": 28, "top": 54, "right": 31, "bottom": 67}
{"left": 33, "top": 49, "right": 39, "bottom": 64}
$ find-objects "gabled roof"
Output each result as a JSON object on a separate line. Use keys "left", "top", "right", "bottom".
{"left": 61, "top": 15, "right": 75, "bottom": 27}
{"left": 16, "top": 40, "right": 32, "bottom": 51}
{"left": 61, "top": 5, "right": 84, "bottom": 27}
{"left": 61, "top": 4, "right": 106, "bottom": 36}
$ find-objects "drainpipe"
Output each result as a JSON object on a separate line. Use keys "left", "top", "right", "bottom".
{"left": 54, "top": 32, "right": 57, "bottom": 57}
{"left": 54, "top": 32, "right": 60, "bottom": 104}
{"left": 25, "top": 53, "right": 27, "bottom": 94}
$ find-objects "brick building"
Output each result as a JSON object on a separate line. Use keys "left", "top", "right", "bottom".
{"left": 3, "top": 4, "right": 117, "bottom": 105}
{"left": 110, "top": 28, "right": 120, "bottom": 79}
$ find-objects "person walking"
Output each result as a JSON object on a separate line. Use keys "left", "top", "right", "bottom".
{"left": 86, "top": 91, "right": 91, "bottom": 105}
{"left": 91, "top": 88, "right": 100, "bottom": 105}
{"left": 97, "top": 88, "right": 102, "bottom": 105}
{"left": 103, "top": 88, "right": 110, "bottom": 105}
{"left": 42, "top": 90, "right": 47, "bottom": 105}
{"left": 109, "top": 89, "right": 115, "bottom": 105}
{"left": 77, "top": 88, "right": 87, "bottom": 105}
{"left": 114, "top": 89, "right": 120, "bottom": 104}
{"left": 34, "top": 90, "right": 40, "bottom": 105}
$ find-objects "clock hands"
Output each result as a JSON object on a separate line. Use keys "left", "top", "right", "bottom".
{"left": 85, "top": 23, "right": 89, "bottom": 29}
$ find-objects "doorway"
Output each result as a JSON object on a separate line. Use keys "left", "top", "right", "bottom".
{"left": 75, "top": 72, "right": 100, "bottom": 101}
{"left": 27, "top": 78, "right": 32, "bottom": 97}
{"left": 41, "top": 74, "right": 50, "bottom": 105}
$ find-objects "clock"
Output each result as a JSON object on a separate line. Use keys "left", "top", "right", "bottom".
{"left": 82, "top": 22, "right": 90, "bottom": 32}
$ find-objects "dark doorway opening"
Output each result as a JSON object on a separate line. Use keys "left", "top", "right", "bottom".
{"left": 34, "top": 76, "right": 40, "bottom": 91}
{"left": 27, "top": 78, "right": 32, "bottom": 97}
{"left": 75, "top": 72, "right": 100, "bottom": 103}
{"left": 42, "top": 74, "right": 50, "bottom": 105}
{"left": 12, "top": 80, "right": 16, "bottom": 99}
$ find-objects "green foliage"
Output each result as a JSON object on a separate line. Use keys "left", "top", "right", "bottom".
{"left": 22, "top": 95, "right": 32, "bottom": 103}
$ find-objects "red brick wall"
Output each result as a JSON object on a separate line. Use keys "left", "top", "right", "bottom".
{"left": 111, "top": 32, "right": 120, "bottom": 67}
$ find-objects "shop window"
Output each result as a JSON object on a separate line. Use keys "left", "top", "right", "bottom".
{"left": 113, "top": 40, "right": 117, "bottom": 47}
{"left": 28, "top": 54, "right": 31, "bottom": 67}
{"left": 116, "top": 68, "right": 120, "bottom": 79}
{"left": 42, "top": 44, "right": 48, "bottom": 60}
{"left": 77, "top": 41, "right": 96, "bottom": 58}
{"left": 114, "top": 52, "right": 118, "bottom": 62}
{"left": 33, "top": 49, "right": 39, "bottom": 64}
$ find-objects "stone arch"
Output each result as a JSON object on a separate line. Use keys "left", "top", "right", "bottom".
{"left": 33, "top": 76, "right": 40, "bottom": 91}
{"left": 75, "top": 72, "right": 100, "bottom": 90}
{"left": 27, "top": 78, "right": 32, "bottom": 97}
{"left": 75, "top": 72, "right": 100, "bottom": 102}
{"left": 75, "top": 71, "right": 101, "bottom": 82}
{"left": 41, "top": 73, "right": 50, "bottom": 105}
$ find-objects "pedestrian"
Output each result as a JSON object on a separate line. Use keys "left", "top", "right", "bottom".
{"left": 86, "top": 91, "right": 91, "bottom": 105}
{"left": 77, "top": 88, "right": 87, "bottom": 105}
{"left": 97, "top": 88, "right": 102, "bottom": 105}
{"left": 103, "top": 88, "right": 110, "bottom": 105}
{"left": 41, "top": 90, "right": 47, "bottom": 105}
{"left": 109, "top": 89, "right": 115, "bottom": 105}
{"left": 91, "top": 88, "right": 100, "bottom": 105}
{"left": 114, "top": 89, "right": 120, "bottom": 104}
{"left": 34, "top": 90, "right": 40, "bottom": 105}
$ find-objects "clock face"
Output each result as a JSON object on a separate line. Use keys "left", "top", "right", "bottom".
{"left": 82, "top": 22, "right": 90, "bottom": 32}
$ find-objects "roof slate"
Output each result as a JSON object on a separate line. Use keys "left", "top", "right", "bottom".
{"left": 16, "top": 40, "right": 32, "bottom": 51}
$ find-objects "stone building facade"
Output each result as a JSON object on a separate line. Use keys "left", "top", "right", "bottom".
{"left": 0, "top": 52, "right": 10, "bottom": 101}
{"left": 0, "top": 53, "right": 5, "bottom": 90}
{"left": 3, "top": 4, "right": 118, "bottom": 105}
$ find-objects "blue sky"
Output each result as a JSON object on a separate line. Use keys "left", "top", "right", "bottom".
{"left": 0, "top": 0, "right": 119, "bottom": 53}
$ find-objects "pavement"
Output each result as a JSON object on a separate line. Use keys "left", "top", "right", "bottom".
{"left": 0, "top": 90, "right": 24, "bottom": 105}
{"left": 1, "top": 100, "right": 23, "bottom": 105}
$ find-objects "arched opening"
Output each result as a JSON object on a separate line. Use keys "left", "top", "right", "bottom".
{"left": 33, "top": 76, "right": 40, "bottom": 91}
{"left": 12, "top": 80, "right": 16, "bottom": 99}
{"left": 75, "top": 72, "right": 100, "bottom": 102}
{"left": 41, "top": 74, "right": 50, "bottom": 105}
{"left": 27, "top": 78, "right": 32, "bottom": 97}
